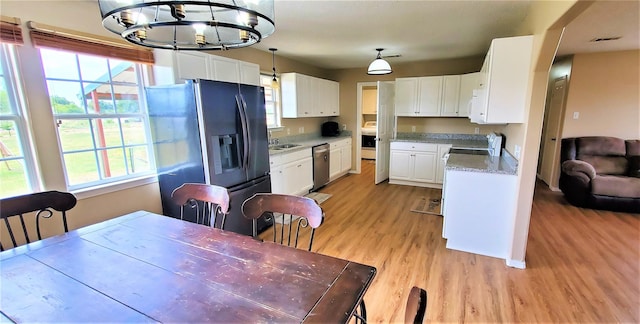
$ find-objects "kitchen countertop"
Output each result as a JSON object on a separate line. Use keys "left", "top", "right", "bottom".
{"left": 445, "top": 152, "right": 518, "bottom": 175}
{"left": 268, "top": 134, "right": 351, "bottom": 156}
{"left": 392, "top": 132, "right": 488, "bottom": 149}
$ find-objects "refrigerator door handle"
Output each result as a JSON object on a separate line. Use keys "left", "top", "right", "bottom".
{"left": 235, "top": 95, "right": 250, "bottom": 171}
{"left": 239, "top": 94, "right": 252, "bottom": 170}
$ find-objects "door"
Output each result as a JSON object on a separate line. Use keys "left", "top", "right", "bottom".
{"left": 240, "top": 83, "right": 270, "bottom": 182}
{"left": 146, "top": 82, "right": 206, "bottom": 219}
{"left": 413, "top": 152, "right": 437, "bottom": 182}
{"left": 389, "top": 150, "right": 411, "bottom": 180}
{"left": 375, "top": 81, "right": 395, "bottom": 184}
{"left": 394, "top": 78, "right": 417, "bottom": 116}
{"left": 539, "top": 76, "right": 567, "bottom": 187}
{"left": 227, "top": 175, "right": 272, "bottom": 236}
{"left": 440, "top": 75, "right": 460, "bottom": 116}
{"left": 417, "top": 76, "right": 442, "bottom": 116}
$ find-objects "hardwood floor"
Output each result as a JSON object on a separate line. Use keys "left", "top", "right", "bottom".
{"left": 310, "top": 160, "right": 639, "bottom": 323}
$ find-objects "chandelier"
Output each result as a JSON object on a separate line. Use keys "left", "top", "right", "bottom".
{"left": 98, "top": 0, "right": 276, "bottom": 51}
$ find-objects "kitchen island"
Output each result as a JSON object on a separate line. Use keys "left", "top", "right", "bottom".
{"left": 442, "top": 150, "right": 518, "bottom": 261}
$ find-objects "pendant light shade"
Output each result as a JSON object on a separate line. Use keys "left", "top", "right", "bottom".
{"left": 269, "top": 48, "right": 279, "bottom": 90}
{"left": 367, "top": 48, "right": 392, "bottom": 75}
{"left": 98, "top": 0, "right": 275, "bottom": 51}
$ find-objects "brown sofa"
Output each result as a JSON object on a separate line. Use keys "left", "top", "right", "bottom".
{"left": 560, "top": 137, "right": 640, "bottom": 213}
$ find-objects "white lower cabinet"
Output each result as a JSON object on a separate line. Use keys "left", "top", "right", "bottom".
{"left": 329, "top": 138, "right": 352, "bottom": 181}
{"left": 269, "top": 148, "right": 313, "bottom": 196}
{"left": 390, "top": 142, "right": 451, "bottom": 188}
{"left": 442, "top": 169, "right": 517, "bottom": 260}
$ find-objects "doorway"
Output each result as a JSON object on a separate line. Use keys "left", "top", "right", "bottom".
{"left": 356, "top": 82, "right": 377, "bottom": 175}
{"left": 538, "top": 76, "right": 568, "bottom": 190}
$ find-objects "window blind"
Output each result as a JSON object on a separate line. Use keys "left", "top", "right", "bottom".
{"left": 28, "top": 22, "right": 154, "bottom": 65}
{"left": 0, "top": 17, "right": 24, "bottom": 45}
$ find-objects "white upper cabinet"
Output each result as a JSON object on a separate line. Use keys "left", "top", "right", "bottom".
{"left": 457, "top": 72, "right": 480, "bottom": 117}
{"left": 416, "top": 76, "right": 443, "bottom": 116}
{"left": 394, "top": 78, "right": 419, "bottom": 116}
{"left": 395, "top": 76, "right": 442, "bottom": 116}
{"left": 175, "top": 52, "right": 209, "bottom": 80}
{"left": 152, "top": 50, "right": 260, "bottom": 86}
{"left": 281, "top": 73, "right": 340, "bottom": 118}
{"left": 469, "top": 35, "right": 534, "bottom": 124}
{"left": 239, "top": 62, "right": 261, "bottom": 87}
{"left": 440, "top": 75, "right": 461, "bottom": 117}
{"left": 209, "top": 55, "right": 240, "bottom": 84}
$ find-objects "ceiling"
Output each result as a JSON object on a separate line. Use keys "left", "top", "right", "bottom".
{"left": 251, "top": 0, "right": 639, "bottom": 70}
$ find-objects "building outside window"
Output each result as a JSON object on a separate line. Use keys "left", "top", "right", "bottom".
{"left": 260, "top": 74, "right": 281, "bottom": 129}
{"left": 39, "top": 48, "right": 154, "bottom": 190}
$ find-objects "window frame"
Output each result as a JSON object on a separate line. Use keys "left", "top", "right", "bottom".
{"left": 39, "top": 48, "right": 156, "bottom": 191}
{"left": 0, "top": 43, "right": 40, "bottom": 197}
{"left": 260, "top": 73, "right": 282, "bottom": 130}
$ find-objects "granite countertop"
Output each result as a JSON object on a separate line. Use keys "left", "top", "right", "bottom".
{"left": 268, "top": 134, "right": 351, "bottom": 156}
{"left": 392, "top": 132, "right": 488, "bottom": 149}
{"left": 445, "top": 152, "right": 518, "bottom": 175}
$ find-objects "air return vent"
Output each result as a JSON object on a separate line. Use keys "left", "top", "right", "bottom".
{"left": 590, "top": 36, "right": 622, "bottom": 42}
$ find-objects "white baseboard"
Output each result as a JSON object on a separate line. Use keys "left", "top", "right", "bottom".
{"left": 506, "top": 259, "right": 526, "bottom": 269}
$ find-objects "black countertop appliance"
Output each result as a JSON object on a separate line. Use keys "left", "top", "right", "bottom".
{"left": 321, "top": 121, "right": 340, "bottom": 137}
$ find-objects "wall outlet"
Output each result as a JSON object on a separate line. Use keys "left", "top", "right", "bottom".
{"left": 411, "top": 126, "right": 416, "bottom": 132}
{"left": 474, "top": 127, "right": 479, "bottom": 134}
{"left": 342, "top": 124, "right": 347, "bottom": 130}
{"left": 514, "top": 145, "right": 521, "bottom": 159}
{"left": 286, "top": 128, "right": 290, "bottom": 135}
{"left": 298, "top": 126, "right": 304, "bottom": 134}
{"left": 573, "top": 112, "right": 580, "bottom": 119}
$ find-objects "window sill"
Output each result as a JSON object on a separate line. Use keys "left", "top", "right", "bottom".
{"left": 72, "top": 174, "right": 158, "bottom": 200}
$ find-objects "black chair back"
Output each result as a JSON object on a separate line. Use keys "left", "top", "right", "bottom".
{"left": 0, "top": 191, "right": 77, "bottom": 251}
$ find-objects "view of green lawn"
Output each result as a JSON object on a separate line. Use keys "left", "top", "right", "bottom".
{"left": 0, "top": 119, "right": 151, "bottom": 197}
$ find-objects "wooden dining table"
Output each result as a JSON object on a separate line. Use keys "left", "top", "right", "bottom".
{"left": 0, "top": 210, "right": 376, "bottom": 323}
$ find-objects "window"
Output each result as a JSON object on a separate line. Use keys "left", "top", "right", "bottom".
{"left": 0, "top": 44, "right": 37, "bottom": 198}
{"left": 39, "top": 48, "right": 153, "bottom": 189}
{"left": 260, "top": 74, "right": 281, "bottom": 128}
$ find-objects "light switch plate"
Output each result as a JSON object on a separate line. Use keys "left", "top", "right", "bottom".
{"left": 573, "top": 112, "right": 580, "bottom": 119}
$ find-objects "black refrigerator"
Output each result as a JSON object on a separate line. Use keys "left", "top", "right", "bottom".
{"left": 146, "top": 79, "right": 272, "bottom": 236}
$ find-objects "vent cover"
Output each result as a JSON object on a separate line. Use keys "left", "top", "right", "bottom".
{"left": 590, "top": 36, "right": 622, "bottom": 42}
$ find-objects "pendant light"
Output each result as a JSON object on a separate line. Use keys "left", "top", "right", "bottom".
{"left": 98, "top": 0, "right": 275, "bottom": 51}
{"left": 269, "top": 48, "right": 279, "bottom": 90}
{"left": 367, "top": 48, "right": 392, "bottom": 75}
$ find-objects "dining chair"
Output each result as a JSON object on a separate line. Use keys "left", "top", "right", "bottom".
{"left": 405, "top": 286, "right": 428, "bottom": 324}
{"left": 171, "top": 183, "right": 230, "bottom": 229}
{"left": 0, "top": 190, "right": 77, "bottom": 251}
{"left": 241, "top": 193, "right": 323, "bottom": 251}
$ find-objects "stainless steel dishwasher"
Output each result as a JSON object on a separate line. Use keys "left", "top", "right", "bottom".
{"left": 312, "top": 143, "right": 330, "bottom": 191}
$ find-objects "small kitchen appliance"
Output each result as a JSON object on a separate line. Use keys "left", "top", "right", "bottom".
{"left": 321, "top": 121, "right": 340, "bottom": 137}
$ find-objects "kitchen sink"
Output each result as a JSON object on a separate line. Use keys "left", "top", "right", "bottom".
{"left": 269, "top": 143, "right": 302, "bottom": 150}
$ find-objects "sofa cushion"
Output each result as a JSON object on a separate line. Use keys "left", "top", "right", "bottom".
{"left": 577, "top": 137, "right": 626, "bottom": 156}
{"left": 577, "top": 155, "right": 628, "bottom": 175}
{"left": 592, "top": 175, "right": 640, "bottom": 198}
{"left": 628, "top": 156, "right": 640, "bottom": 178}
{"left": 562, "top": 160, "right": 596, "bottom": 179}
{"left": 626, "top": 140, "right": 640, "bottom": 156}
